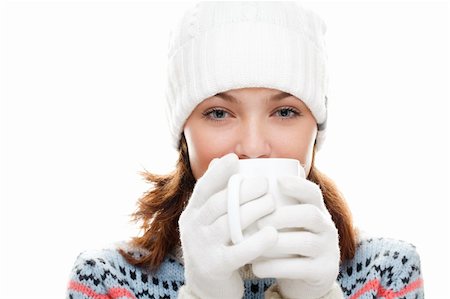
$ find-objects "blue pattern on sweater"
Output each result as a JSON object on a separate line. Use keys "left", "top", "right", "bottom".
{"left": 66, "top": 237, "right": 424, "bottom": 298}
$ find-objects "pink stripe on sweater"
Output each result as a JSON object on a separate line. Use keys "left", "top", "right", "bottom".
{"left": 349, "top": 279, "right": 380, "bottom": 299}
{"left": 349, "top": 278, "right": 423, "bottom": 299}
{"left": 378, "top": 278, "right": 424, "bottom": 299}
{"left": 68, "top": 280, "right": 136, "bottom": 299}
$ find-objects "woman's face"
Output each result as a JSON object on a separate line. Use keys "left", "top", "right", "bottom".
{"left": 183, "top": 87, "right": 318, "bottom": 180}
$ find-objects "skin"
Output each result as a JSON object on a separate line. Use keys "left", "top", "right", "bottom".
{"left": 183, "top": 87, "right": 318, "bottom": 180}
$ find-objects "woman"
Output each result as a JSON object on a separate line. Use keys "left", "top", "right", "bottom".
{"left": 66, "top": 2, "right": 424, "bottom": 298}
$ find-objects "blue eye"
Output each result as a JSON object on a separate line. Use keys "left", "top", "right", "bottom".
{"left": 202, "top": 108, "right": 229, "bottom": 121}
{"left": 276, "top": 107, "right": 301, "bottom": 119}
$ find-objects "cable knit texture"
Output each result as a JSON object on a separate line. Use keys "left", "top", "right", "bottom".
{"left": 66, "top": 236, "right": 424, "bottom": 299}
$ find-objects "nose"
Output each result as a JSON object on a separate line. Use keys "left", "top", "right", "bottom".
{"left": 234, "top": 121, "right": 271, "bottom": 159}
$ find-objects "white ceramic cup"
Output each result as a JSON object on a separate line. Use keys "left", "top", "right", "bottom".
{"left": 227, "top": 158, "right": 305, "bottom": 257}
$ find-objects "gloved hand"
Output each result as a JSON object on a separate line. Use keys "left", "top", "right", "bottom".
{"left": 178, "top": 153, "right": 278, "bottom": 299}
{"left": 252, "top": 175, "right": 340, "bottom": 299}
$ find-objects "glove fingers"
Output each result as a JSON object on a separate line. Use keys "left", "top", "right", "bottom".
{"left": 257, "top": 204, "right": 328, "bottom": 233}
{"left": 277, "top": 176, "right": 326, "bottom": 210}
{"left": 252, "top": 257, "right": 313, "bottom": 279}
{"left": 210, "top": 193, "right": 275, "bottom": 242}
{"left": 239, "top": 193, "right": 275, "bottom": 231}
{"left": 261, "top": 231, "right": 321, "bottom": 257}
{"left": 277, "top": 280, "right": 338, "bottom": 299}
{"left": 226, "top": 226, "right": 278, "bottom": 270}
{"left": 189, "top": 153, "right": 239, "bottom": 210}
{"left": 253, "top": 258, "right": 340, "bottom": 297}
{"left": 198, "top": 176, "right": 269, "bottom": 225}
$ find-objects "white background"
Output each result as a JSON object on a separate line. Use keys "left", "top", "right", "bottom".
{"left": 1, "top": 1, "right": 449, "bottom": 298}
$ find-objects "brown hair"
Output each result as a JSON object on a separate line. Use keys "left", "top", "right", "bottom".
{"left": 119, "top": 134, "right": 357, "bottom": 271}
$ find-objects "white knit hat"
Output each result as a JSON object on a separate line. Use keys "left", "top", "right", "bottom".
{"left": 165, "top": 1, "right": 328, "bottom": 150}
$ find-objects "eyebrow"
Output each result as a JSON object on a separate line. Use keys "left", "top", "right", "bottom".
{"left": 213, "top": 91, "right": 292, "bottom": 103}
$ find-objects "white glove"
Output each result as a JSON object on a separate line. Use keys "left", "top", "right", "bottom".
{"left": 178, "top": 153, "right": 278, "bottom": 299}
{"left": 252, "top": 175, "right": 340, "bottom": 299}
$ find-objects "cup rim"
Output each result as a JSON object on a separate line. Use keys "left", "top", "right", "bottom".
{"left": 238, "top": 157, "right": 299, "bottom": 163}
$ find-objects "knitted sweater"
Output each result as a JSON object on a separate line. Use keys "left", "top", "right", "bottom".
{"left": 66, "top": 237, "right": 424, "bottom": 299}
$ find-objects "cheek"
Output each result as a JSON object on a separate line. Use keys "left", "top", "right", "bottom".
{"left": 185, "top": 128, "right": 236, "bottom": 180}
{"left": 271, "top": 125, "right": 316, "bottom": 173}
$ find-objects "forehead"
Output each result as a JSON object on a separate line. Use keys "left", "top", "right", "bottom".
{"left": 201, "top": 87, "right": 309, "bottom": 110}
{"left": 205, "top": 87, "right": 304, "bottom": 104}
{"left": 221, "top": 87, "right": 288, "bottom": 97}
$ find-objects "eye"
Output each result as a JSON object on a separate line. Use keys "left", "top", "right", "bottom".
{"left": 202, "top": 108, "right": 230, "bottom": 121}
{"left": 274, "top": 107, "right": 301, "bottom": 119}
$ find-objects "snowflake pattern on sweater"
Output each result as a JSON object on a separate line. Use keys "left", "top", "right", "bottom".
{"left": 66, "top": 237, "right": 424, "bottom": 299}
